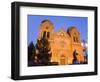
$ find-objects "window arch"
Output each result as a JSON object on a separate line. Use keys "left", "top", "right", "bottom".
{"left": 73, "top": 33, "right": 79, "bottom": 43}
{"left": 47, "top": 32, "right": 50, "bottom": 38}
{"left": 76, "top": 37, "right": 79, "bottom": 42}
{"left": 43, "top": 31, "right": 46, "bottom": 38}
{"left": 73, "top": 36, "right": 76, "bottom": 42}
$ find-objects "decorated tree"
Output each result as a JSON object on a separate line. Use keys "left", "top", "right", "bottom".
{"left": 35, "top": 36, "right": 52, "bottom": 65}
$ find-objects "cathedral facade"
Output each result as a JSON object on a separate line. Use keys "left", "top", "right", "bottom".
{"left": 38, "top": 19, "right": 85, "bottom": 65}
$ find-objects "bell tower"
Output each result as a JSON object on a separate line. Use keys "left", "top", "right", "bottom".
{"left": 39, "top": 19, "right": 54, "bottom": 40}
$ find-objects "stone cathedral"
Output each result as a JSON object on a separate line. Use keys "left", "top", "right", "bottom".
{"left": 38, "top": 19, "right": 85, "bottom": 65}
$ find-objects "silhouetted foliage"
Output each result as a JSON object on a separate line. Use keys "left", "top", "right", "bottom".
{"left": 28, "top": 42, "right": 36, "bottom": 63}
{"left": 35, "top": 36, "right": 52, "bottom": 65}
{"left": 73, "top": 50, "right": 79, "bottom": 64}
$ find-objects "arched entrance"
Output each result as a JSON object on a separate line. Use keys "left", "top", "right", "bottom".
{"left": 60, "top": 55, "right": 66, "bottom": 65}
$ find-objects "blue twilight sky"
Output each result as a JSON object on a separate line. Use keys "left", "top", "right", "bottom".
{"left": 28, "top": 15, "right": 88, "bottom": 45}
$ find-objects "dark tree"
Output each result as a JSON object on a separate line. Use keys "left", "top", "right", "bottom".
{"left": 72, "top": 50, "right": 79, "bottom": 64}
{"left": 28, "top": 42, "right": 36, "bottom": 66}
{"left": 35, "top": 36, "right": 52, "bottom": 65}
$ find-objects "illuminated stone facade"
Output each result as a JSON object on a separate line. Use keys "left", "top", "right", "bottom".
{"left": 38, "top": 20, "right": 85, "bottom": 65}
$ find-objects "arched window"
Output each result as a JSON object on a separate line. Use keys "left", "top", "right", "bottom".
{"left": 47, "top": 32, "right": 50, "bottom": 38}
{"left": 73, "top": 36, "right": 76, "bottom": 42}
{"left": 73, "top": 33, "right": 79, "bottom": 43}
{"left": 76, "top": 37, "right": 79, "bottom": 43}
{"left": 46, "top": 26, "right": 48, "bottom": 29}
{"left": 43, "top": 31, "right": 46, "bottom": 38}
